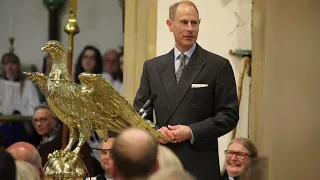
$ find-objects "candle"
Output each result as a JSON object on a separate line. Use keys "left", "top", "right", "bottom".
{"left": 9, "top": 13, "right": 13, "bottom": 37}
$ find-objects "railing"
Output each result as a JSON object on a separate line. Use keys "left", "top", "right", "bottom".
{"left": 0, "top": 116, "right": 33, "bottom": 122}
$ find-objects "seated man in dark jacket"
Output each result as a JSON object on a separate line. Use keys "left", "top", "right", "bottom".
{"left": 33, "top": 104, "right": 95, "bottom": 176}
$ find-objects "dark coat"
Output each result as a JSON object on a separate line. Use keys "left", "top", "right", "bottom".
{"left": 134, "top": 44, "right": 239, "bottom": 180}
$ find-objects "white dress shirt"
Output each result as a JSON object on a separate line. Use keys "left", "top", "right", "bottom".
{"left": 173, "top": 43, "right": 196, "bottom": 73}
{"left": 173, "top": 43, "right": 197, "bottom": 143}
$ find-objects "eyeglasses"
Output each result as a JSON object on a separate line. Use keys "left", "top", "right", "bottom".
{"left": 225, "top": 150, "right": 251, "bottom": 160}
{"left": 33, "top": 118, "right": 49, "bottom": 125}
{"left": 92, "top": 147, "right": 112, "bottom": 151}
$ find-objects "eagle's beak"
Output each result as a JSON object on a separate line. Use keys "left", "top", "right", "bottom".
{"left": 41, "top": 44, "right": 50, "bottom": 52}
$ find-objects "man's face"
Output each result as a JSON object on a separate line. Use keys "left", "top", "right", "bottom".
{"left": 100, "top": 138, "right": 116, "bottom": 174}
{"left": 167, "top": 3, "right": 200, "bottom": 52}
{"left": 103, "top": 51, "right": 118, "bottom": 73}
{"left": 33, "top": 108, "right": 57, "bottom": 136}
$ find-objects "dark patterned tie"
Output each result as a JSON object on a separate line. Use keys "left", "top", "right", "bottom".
{"left": 176, "top": 54, "right": 187, "bottom": 83}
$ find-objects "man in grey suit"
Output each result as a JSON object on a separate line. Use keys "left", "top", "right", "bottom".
{"left": 134, "top": 1, "right": 239, "bottom": 179}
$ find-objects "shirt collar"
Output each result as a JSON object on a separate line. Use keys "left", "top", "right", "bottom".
{"left": 40, "top": 124, "right": 60, "bottom": 145}
{"left": 174, "top": 43, "right": 196, "bottom": 60}
{"left": 105, "top": 175, "right": 113, "bottom": 180}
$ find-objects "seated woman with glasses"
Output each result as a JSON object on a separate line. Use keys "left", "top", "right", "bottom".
{"left": 221, "top": 137, "right": 258, "bottom": 180}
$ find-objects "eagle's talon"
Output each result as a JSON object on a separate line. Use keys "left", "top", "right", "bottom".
{"left": 64, "top": 152, "right": 79, "bottom": 164}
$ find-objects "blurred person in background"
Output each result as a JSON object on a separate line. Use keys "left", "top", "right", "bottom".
{"left": 103, "top": 49, "right": 123, "bottom": 94}
{"left": 87, "top": 131, "right": 118, "bottom": 180}
{"left": 15, "top": 160, "right": 41, "bottom": 180}
{"left": 110, "top": 128, "right": 159, "bottom": 180}
{"left": 0, "top": 150, "right": 17, "bottom": 180}
{"left": 74, "top": 45, "right": 113, "bottom": 85}
{"left": 103, "top": 49, "right": 119, "bottom": 76}
{"left": 0, "top": 52, "right": 40, "bottom": 116}
{"left": 0, "top": 52, "right": 40, "bottom": 147}
{"left": 6, "top": 141, "right": 44, "bottom": 179}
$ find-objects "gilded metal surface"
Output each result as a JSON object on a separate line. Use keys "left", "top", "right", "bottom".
{"left": 24, "top": 40, "right": 168, "bottom": 158}
{"left": 64, "top": 4, "right": 79, "bottom": 35}
{"left": 44, "top": 150, "right": 87, "bottom": 179}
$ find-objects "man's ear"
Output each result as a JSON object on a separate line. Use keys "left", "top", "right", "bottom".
{"left": 51, "top": 117, "right": 59, "bottom": 127}
{"left": 152, "top": 160, "right": 160, "bottom": 174}
{"left": 110, "top": 159, "right": 117, "bottom": 177}
{"left": 166, "top": 19, "right": 174, "bottom": 32}
{"left": 39, "top": 167, "right": 45, "bottom": 180}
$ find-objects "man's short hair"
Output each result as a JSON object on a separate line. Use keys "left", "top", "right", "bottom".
{"left": 33, "top": 104, "right": 57, "bottom": 119}
{"left": 16, "top": 160, "right": 41, "bottom": 180}
{"left": 148, "top": 168, "right": 195, "bottom": 180}
{"left": 111, "top": 128, "right": 158, "bottom": 178}
{"left": 169, "top": 0, "right": 199, "bottom": 20}
{"left": 34, "top": 104, "right": 51, "bottom": 113}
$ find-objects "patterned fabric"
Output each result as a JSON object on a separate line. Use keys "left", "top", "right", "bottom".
{"left": 175, "top": 54, "right": 187, "bottom": 83}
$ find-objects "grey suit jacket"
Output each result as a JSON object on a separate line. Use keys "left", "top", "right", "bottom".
{"left": 134, "top": 44, "right": 239, "bottom": 180}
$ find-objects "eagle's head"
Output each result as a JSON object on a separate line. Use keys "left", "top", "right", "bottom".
{"left": 42, "top": 40, "right": 65, "bottom": 55}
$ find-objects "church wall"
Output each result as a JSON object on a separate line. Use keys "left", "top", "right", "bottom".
{"left": 0, "top": 0, "right": 123, "bottom": 72}
{"left": 156, "top": 0, "right": 252, "bottom": 169}
{"left": 251, "top": 0, "right": 320, "bottom": 179}
{"left": 0, "top": 0, "right": 48, "bottom": 70}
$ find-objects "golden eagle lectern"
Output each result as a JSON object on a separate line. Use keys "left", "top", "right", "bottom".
{"left": 24, "top": 40, "right": 167, "bottom": 179}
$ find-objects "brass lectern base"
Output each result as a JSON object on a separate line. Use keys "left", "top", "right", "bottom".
{"left": 44, "top": 150, "right": 88, "bottom": 180}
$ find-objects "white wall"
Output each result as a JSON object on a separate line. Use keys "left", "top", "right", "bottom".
{"left": 0, "top": 0, "right": 48, "bottom": 69}
{"left": 157, "top": 0, "right": 252, "bottom": 169}
{"left": 59, "top": 0, "right": 124, "bottom": 72}
{"left": 0, "top": 0, "right": 123, "bottom": 72}
{"left": 252, "top": 0, "right": 320, "bottom": 179}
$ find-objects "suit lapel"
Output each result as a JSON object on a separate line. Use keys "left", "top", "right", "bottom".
{"left": 96, "top": 174, "right": 107, "bottom": 180}
{"left": 157, "top": 49, "right": 177, "bottom": 101}
{"left": 163, "top": 44, "right": 206, "bottom": 124}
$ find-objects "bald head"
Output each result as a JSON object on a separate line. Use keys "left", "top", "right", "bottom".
{"left": 118, "top": 128, "right": 156, "bottom": 159}
{"left": 6, "top": 142, "right": 42, "bottom": 169}
{"left": 111, "top": 128, "right": 158, "bottom": 179}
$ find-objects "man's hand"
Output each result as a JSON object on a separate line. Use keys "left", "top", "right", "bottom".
{"left": 168, "top": 125, "right": 192, "bottom": 143}
{"left": 157, "top": 126, "right": 175, "bottom": 144}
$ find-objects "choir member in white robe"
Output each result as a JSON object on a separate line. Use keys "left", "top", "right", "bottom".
{"left": 0, "top": 53, "right": 40, "bottom": 116}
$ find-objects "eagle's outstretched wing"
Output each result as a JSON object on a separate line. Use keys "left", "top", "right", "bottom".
{"left": 24, "top": 72, "right": 48, "bottom": 93}
{"left": 78, "top": 72, "right": 168, "bottom": 142}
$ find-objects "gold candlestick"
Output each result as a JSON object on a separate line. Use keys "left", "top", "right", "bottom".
{"left": 64, "top": 0, "right": 79, "bottom": 74}
{"left": 8, "top": 37, "right": 15, "bottom": 53}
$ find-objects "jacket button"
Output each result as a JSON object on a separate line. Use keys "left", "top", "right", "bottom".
{"left": 192, "top": 104, "right": 196, "bottom": 109}
{"left": 159, "top": 105, "right": 162, "bottom": 109}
